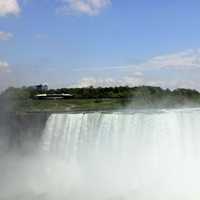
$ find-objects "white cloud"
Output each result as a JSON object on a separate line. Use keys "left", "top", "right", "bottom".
{"left": 0, "top": 0, "right": 20, "bottom": 16}
{"left": 73, "top": 76, "right": 144, "bottom": 88}
{"left": 139, "top": 49, "right": 200, "bottom": 70}
{"left": 0, "top": 60, "right": 9, "bottom": 72}
{"left": 58, "top": 0, "right": 111, "bottom": 16}
{"left": 0, "top": 31, "right": 13, "bottom": 41}
{"left": 74, "top": 49, "right": 200, "bottom": 73}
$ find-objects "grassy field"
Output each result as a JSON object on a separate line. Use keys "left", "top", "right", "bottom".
{"left": 6, "top": 96, "right": 200, "bottom": 113}
{"left": 12, "top": 98, "right": 128, "bottom": 112}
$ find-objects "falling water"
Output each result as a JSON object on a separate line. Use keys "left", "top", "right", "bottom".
{"left": 39, "top": 108, "right": 200, "bottom": 200}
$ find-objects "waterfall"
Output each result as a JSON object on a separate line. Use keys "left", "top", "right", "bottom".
{"left": 39, "top": 108, "right": 200, "bottom": 200}
{"left": 2, "top": 108, "right": 200, "bottom": 200}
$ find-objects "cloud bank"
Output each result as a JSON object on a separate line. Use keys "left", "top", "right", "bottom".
{"left": 0, "top": 0, "right": 20, "bottom": 16}
{"left": 0, "top": 0, "right": 111, "bottom": 17}
{"left": 73, "top": 49, "right": 200, "bottom": 90}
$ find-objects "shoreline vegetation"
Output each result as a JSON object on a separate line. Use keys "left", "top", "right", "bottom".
{"left": 0, "top": 86, "right": 200, "bottom": 113}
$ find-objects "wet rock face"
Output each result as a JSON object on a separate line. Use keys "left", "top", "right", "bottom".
{"left": 0, "top": 112, "right": 49, "bottom": 151}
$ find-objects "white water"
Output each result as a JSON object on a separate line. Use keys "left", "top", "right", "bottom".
{"left": 2, "top": 108, "right": 200, "bottom": 200}
{"left": 39, "top": 108, "right": 200, "bottom": 200}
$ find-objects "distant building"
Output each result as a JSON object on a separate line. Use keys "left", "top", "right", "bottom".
{"left": 35, "top": 93, "right": 73, "bottom": 100}
{"left": 31, "top": 84, "right": 48, "bottom": 91}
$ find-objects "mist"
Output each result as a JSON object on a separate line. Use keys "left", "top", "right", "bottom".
{"left": 1, "top": 109, "right": 200, "bottom": 199}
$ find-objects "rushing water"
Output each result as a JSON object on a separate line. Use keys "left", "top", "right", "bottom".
{"left": 2, "top": 108, "right": 200, "bottom": 199}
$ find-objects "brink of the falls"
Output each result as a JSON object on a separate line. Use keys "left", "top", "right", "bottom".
{"left": 2, "top": 108, "right": 200, "bottom": 200}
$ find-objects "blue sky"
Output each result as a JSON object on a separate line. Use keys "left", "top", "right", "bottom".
{"left": 0, "top": 0, "right": 200, "bottom": 90}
